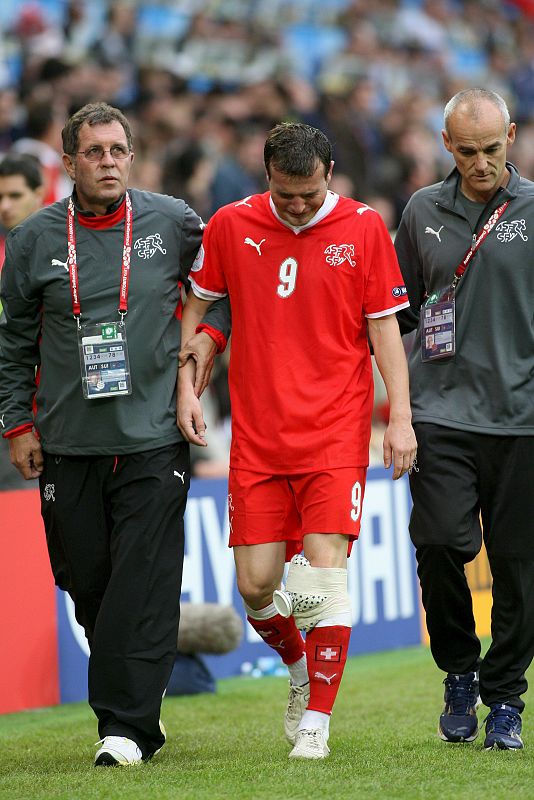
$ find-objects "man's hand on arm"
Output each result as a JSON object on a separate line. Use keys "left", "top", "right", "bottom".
{"left": 178, "top": 331, "right": 217, "bottom": 397}
{"left": 177, "top": 293, "right": 214, "bottom": 444}
{"left": 178, "top": 293, "right": 217, "bottom": 396}
{"left": 368, "top": 314, "right": 417, "bottom": 480}
{"left": 8, "top": 431, "right": 44, "bottom": 480}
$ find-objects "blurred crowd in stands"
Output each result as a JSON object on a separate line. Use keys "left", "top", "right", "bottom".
{"left": 1, "top": 0, "right": 534, "bottom": 482}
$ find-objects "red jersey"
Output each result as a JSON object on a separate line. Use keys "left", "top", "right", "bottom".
{"left": 191, "top": 191, "right": 409, "bottom": 472}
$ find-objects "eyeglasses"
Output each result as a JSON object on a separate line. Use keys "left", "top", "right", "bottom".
{"left": 76, "top": 145, "right": 131, "bottom": 162}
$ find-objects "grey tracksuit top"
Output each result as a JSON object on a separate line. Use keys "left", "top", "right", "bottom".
{"left": 395, "top": 163, "right": 534, "bottom": 435}
{"left": 0, "top": 188, "right": 230, "bottom": 454}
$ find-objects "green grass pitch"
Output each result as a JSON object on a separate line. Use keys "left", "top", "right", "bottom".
{"left": 1, "top": 643, "right": 533, "bottom": 800}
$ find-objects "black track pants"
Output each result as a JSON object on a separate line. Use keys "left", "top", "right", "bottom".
{"left": 409, "top": 423, "right": 534, "bottom": 711}
{"left": 40, "top": 442, "right": 190, "bottom": 757}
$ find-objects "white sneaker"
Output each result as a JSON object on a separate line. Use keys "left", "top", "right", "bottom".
{"left": 285, "top": 682, "right": 310, "bottom": 744}
{"left": 94, "top": 736, "right": 143, "bottom": 767}
{"left": 288, "top": 729, "right": 330, "bottom": 760}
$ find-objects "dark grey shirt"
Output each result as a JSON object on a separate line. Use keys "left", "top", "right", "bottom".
{"left": 395, "top": 163, "right": 534, "bottom": 435}
{"left": 0, "top": 188, "right": 231, "bottom": 454}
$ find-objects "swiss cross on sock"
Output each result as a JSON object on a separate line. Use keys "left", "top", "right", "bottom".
{"left": 257, "top": 627, "right": 279, "bottom": 639}
{"left": 306, "top": 626, "right": 351, "bottom": 714}
{"left": 316, "top": 644, "right": 342, "bottom": 663}
{"left": 246, "top": 613, "right": 305, "bottom": 665}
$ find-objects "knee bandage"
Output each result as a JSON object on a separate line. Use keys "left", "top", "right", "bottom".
{"left": 272, "top": 554, "right": 350, "bottom": 632}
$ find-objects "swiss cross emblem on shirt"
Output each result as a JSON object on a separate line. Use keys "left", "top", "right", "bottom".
{"left": 316, "top": 644, "right": 342, "bottom": 662}
{"left": 324, "top": 243, "right": 356, "bottom": 268}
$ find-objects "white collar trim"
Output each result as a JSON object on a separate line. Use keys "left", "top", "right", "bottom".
{"left": 269, "top": 191, "right": 339, "bottom": 234}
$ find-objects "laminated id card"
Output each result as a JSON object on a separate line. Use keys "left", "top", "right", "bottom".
{"left": 78, "top": 320, "right": 132, "bottom": 399}
{"left": 421, "top": 298, "right": 455, "bottom": 361}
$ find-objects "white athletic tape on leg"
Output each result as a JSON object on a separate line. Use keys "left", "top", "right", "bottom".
{"left": 273, "top": 554, "right": 350, "bottom": 632}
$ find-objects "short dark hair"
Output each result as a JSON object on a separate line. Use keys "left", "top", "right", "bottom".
{"left": 264, "top": 122, "right": 332, "bottom": 179}
{"left": 62, "top": 102, "right": 133, "bottom": 155}
{"left": 0, "top": 153, "right": 43, "bottom": 190}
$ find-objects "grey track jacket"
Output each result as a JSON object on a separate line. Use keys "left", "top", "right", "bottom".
{"left": 395, "top": 163, "right": 534, "bottom": 435}
{"left": 0, "top": 188, "right": 231, "bottom": 454}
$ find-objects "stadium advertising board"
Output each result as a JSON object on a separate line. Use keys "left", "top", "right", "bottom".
{"left": 0, "top": 489, "right": 58, "bottom": 713}
{"left": 56, "top": 469, "right": 422, "bottom": 703}
{"left": 1, "top": 471, "right": 493, "bottom": 711}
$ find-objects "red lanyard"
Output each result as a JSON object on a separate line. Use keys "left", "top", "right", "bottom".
{"left": 453, "top": 200, "right": 509, "bottom": 285}
{"left": 67, "top": 192, "right": 133, "bottom": 323}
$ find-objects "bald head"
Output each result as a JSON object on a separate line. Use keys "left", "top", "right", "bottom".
{"left": 441, "top": 88, "right": 516, "bottom": 203}
{"left": 444, "top": 88, "right": 510, "bottom": 136}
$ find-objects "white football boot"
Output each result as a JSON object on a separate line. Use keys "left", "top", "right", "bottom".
{"left": 285, "top": 682, "right": 310, "bottom": 744}
{"left": 288, "top": 728, "right": 330, "bottom": 760}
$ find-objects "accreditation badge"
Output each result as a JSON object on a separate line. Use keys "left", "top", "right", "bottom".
{"left": 421, "top": 289, "right": 456, "bottom": 362}
{"left": 78, "top": 320, "right": 132, "bottom": 399}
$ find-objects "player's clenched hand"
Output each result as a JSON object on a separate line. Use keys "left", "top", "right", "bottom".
{"left": 9, "top": 431, "right": 44, "bottom": 480}
{"left": 382, "top": 418, "right": 417, "bottom": 480}
{"left": 177, "top": 390, "right": 208, "bottom": 446}
{"left": 178, "top": 331, "right": 217, "bottom": 397}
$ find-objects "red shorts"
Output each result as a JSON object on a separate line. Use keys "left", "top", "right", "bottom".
{"left": 228, "top": 467, "right": 367, "bottom": 561}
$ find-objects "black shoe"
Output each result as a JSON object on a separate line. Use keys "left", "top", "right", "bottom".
{"left": 438, "top": 671, "right": 480, "bottom": 743}
{"left": 484, "top": 704, "right": 523, "bottom": 750}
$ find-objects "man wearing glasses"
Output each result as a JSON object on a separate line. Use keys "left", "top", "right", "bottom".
{"left": 0, "top": 102, "right": 229, "bottom": 766}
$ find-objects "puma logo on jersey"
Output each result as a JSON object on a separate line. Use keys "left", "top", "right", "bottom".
{"left": 356, "top": 205, "right": 373, "bottom": 215}
{"left": 314, "top": 671, "right": 337, "bottom": 685}
{"left": 425, "top": 225, "right": 444, "bottom": 242}
{"left": 244, "top": 237, "right": 265, "bottom": 256}
{"left": 173, "top": 470, "right": 186, "bottom": 483}
{"left": 51, "top": 258, "right": 68, "bottom": 271}
{"left": 235, "top": 196, "right": 253, "bottom": 208}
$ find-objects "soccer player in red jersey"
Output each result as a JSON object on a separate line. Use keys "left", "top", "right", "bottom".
{"left": 178, "top": 123, "right": 417, "bottom": 759}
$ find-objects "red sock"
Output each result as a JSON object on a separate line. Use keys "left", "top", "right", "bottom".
{"left": 305, "top": 625, "right": 351, "bottom": 714}
{"left": 247, "top": 613, "right": 305, "bottom": 665}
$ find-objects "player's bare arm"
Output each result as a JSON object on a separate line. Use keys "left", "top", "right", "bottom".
{"left": 368, "top": 314, "right": 417, "bottom": 480}
{"left": 8, "top": 430, "right": 44, "bottom": 480}
{"left": 177, "top": 295, "right": 213, "bottom": 446}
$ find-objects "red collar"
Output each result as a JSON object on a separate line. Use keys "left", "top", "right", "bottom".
{"left": 76, "top": 196, "right": 127, "bottom": 229}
